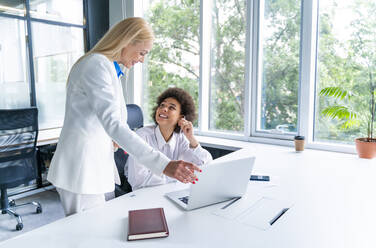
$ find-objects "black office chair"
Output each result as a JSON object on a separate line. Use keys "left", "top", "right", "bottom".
{"left": 0, "top": 107, "right": 42, "bottom": 231}
{"left": 114, "top": 104, "right": 144, "bottom": 197}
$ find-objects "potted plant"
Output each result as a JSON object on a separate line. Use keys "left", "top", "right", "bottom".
{"left": 320, "top": 85, "right": 376, "bottom": 158}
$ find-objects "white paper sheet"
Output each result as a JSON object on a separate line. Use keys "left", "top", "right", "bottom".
{"left": 212, "top": 196, "right": 293, "bottom": 230}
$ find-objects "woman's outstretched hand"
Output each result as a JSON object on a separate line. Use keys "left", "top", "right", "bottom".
{"left": 163, "top": 160, "right": 201, "bottom": 183}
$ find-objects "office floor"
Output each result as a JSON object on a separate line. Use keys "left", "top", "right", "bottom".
{"left": 0, "top": 188, "right": 116, "bottom": 243}
{"left": 0, "top": 188, "right": 65, "bottom": 242}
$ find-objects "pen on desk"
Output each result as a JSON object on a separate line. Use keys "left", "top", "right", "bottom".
{"left": 221, "top": 197, "right": 241, "bottom": 209}
{"left": 269, "top": 208, "right": 289, "bottom": 226}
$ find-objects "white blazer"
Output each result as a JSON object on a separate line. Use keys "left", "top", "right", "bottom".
{"left": 47, "top": 53, "right": 170, "bottom": 194}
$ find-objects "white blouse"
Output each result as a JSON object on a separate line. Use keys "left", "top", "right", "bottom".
{"left": 126, "top": 125, "right": 213, "bottom": 190}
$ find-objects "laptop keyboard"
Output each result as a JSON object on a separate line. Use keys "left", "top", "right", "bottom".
{"left": 178, "top": 196, "right": 189, "bottom": 204}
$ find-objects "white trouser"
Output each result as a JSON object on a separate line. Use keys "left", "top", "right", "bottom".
{"left": 56, "top": 187, "right": 105, "bottom": 217}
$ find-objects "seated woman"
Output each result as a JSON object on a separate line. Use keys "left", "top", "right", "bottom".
{"left": 126, "top": 87, "right": 213, "bottom": 190}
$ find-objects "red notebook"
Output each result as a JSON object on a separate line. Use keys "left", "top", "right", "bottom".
{"left": 127, "top": 208, "right": 169, "bottom": 241}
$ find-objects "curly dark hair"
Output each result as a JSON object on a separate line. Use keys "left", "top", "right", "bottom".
{"left": 152, "top": 87, "right": 196, "bottom": 133}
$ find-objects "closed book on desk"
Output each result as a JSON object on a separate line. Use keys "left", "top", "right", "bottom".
{"left": 127, "top": 207, "right": 169, "bottom": 241}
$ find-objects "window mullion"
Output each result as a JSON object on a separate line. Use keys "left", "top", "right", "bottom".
{"left": 250, "top": 0, "right": 260, "bottom": 137}
{"left": 25, "top": 0, "right": 36, "bottom": 107}
{"left": 244, "top": 0, "right": 253, "bottom": 137}
{"left": 299, "top": 0, "right": 318, "bottom": 144}
{"left": 199, "top": 0, "right": 211, "bottom": 132}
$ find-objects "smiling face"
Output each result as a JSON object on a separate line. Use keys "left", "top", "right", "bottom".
{"left": 155, "top": 97, "right": 183, "bottom": 129}
{"left": 118, "top": 40, "right": 153, "bottom": 69}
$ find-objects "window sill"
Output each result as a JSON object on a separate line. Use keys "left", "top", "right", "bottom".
{"left": 196, "top": 134, "right": 358, "bottom": 156}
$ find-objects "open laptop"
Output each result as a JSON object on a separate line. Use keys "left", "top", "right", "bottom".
{"left": 165, "top": 148, "right": 256, "bottom": 210}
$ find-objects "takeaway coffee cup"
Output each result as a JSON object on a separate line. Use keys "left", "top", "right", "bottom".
{"left": 294, "top": 136, "right": 305, "bottom": 152}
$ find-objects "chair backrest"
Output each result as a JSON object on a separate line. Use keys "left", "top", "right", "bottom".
{"left": 114, "top": 104, "right": 144, "bottom": 187}
{"left": 0, "top": 107, "right": 38, "bottom": 189}
{"left": 126, "top": 104, "right": 144, "bottom": 130}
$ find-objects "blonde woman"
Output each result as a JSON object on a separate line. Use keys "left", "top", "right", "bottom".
{"left": 47, "top": 17, "right": 200, "bottom": 216}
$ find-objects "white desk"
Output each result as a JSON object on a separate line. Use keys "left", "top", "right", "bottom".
{"left": 37, "top": 128, "right": 61, "bottom": 146}
{"left": 1, "top": 144, "right": 375, "bottom": 248}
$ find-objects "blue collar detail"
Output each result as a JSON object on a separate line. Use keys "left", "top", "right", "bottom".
{"left": 113, "top": 61, "right": 124, "bottom": 78}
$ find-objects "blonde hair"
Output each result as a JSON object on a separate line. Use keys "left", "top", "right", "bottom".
{"left": 75, "top": 17, "right": 154, "bottom": 64}
{"left": 67, "top": 17, "right": 154, "bottom": 86}
{"left": 89, "top": 17, "right": 154, "bottom": 61}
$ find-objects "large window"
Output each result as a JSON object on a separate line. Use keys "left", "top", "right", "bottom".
{"left": 256, "top": 0, "right": 301, "bottom": 135}
{"left": 141, "top": 0, "right": 200, "bottom": 125}
{"left": 124, "top": 0, "right": 376, "bottom": 152}
{"left": 32, "top": 22, "right": 84, "bottom": 129}
{"left": 0, "top": 0, "right": 85, "bottom": 129}
{"left": 209, "top": 0, "right": 247, "bottom": 133}
{"left": 315, "top": 0, "right": 375, "bottom": 144}
{"left": 0, "top": 16, "right": 29, "bottom": 109}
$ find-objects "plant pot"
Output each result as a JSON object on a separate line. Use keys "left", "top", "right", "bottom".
{"left": 355, "top": 138, "right": 376, "bottom": 159}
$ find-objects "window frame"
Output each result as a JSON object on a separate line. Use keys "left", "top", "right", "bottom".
{"left": 124, "top": 0, "right": 358, "bottom": 154}
{"left": 0, "top": 0, "right": 87, "bottom": 130}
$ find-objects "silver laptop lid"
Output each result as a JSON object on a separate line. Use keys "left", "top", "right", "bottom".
{"left": 186, "top": 149, "right": 256, "bottom": 210}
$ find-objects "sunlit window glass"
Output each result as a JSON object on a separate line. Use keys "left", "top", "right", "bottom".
{"left": 0, "top": 17, "right": 29, "bottom": 109}
{"left": 256, "top": 0, "right": 301, "bottom": 134}
{"left": 208, "top": 0, "right": 247, "bottom": 133}
{"left": 32, "top": 22, "right": 84, "bottom": 129}
{"left": 0, "top": 0, "right": 25, "bottom": 16}
{"left": 141, "top": 0, "right": 200, "bottom": 125}
{"left": 30, "top": 0, "right": 83, "bottom": 25}
{"left": 315, "top": 0, "right": 375, "bottom": 144}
